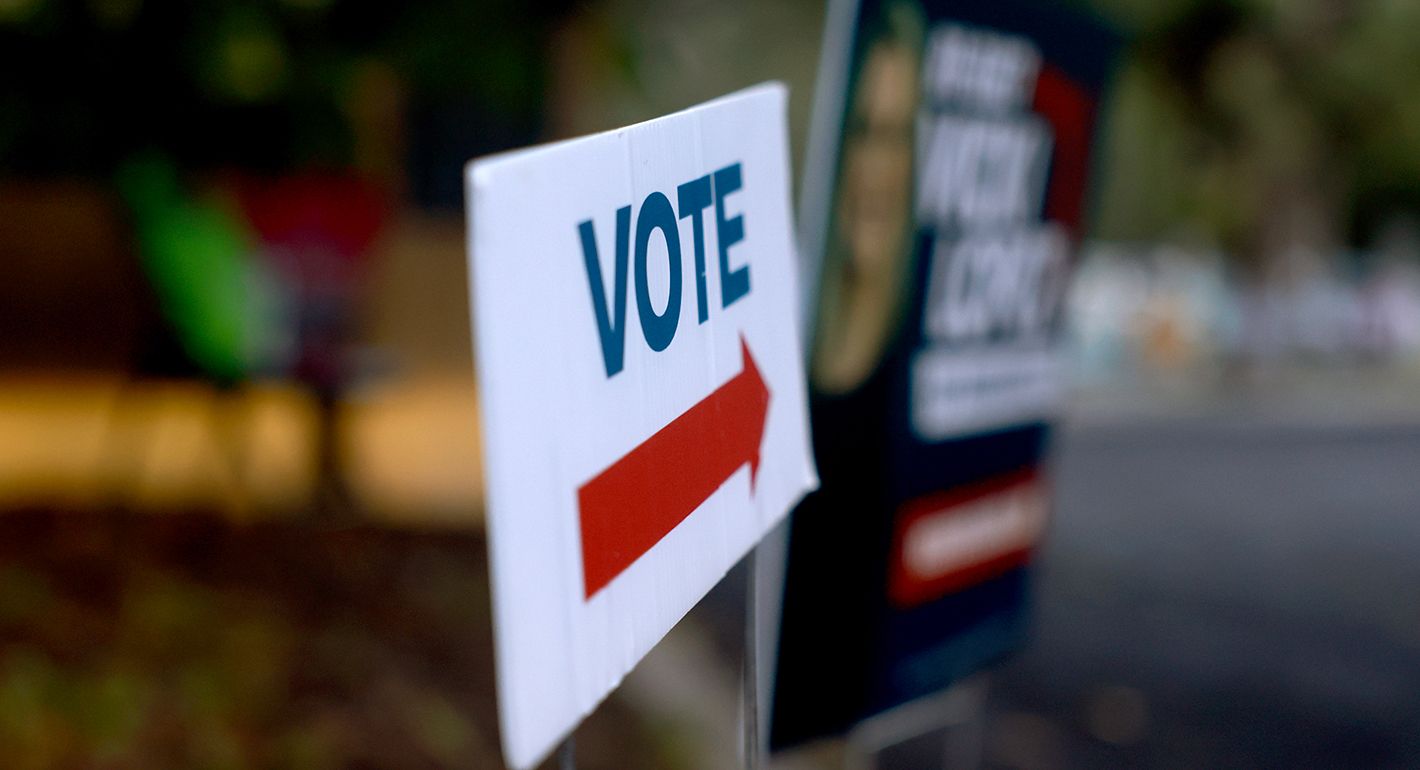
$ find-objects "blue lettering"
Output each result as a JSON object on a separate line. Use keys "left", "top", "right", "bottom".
{"left": 634, "top": 191, "right": 682, "bottom": 352}
{"left": 677, "top": 174, "right": 713, "bottom": 324}
{"left": 580, "top": 163, "right": 750, "bottom": 378}
{"left": 714, "top": 163, "right": 750, "bottom": 308}
{"left": 578, "top": 206, "right": 632, "bottom": 377}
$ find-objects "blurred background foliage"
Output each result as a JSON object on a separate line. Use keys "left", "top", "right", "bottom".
{"left": 6, "top": 0, "right": 1420, "bottom": 263}
{"left": 1087, "top": 0, "right": 1420, "bottom": 268}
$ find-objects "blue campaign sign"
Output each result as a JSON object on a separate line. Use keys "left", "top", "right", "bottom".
{"left": 771, "top": 0, "right": 1118, "bottom": 749}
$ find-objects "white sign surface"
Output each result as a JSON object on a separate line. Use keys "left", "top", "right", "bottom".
{"left": 466, "top": 83, "right": 818, "bottom": 769}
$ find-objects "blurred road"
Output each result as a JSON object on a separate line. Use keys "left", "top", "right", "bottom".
{"left": 981, "top": 412, "right": 1420, "bottom": 769}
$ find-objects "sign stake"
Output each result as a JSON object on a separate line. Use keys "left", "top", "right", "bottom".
{"left": 557, "top": 736, "right": 575, "bottom": 770}
{"left": 743, "top": 547, "right": 761, "bottom": 770}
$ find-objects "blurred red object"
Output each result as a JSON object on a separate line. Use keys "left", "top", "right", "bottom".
{"left": 237, "top": 173, "right": 388, "bottom": 288}
{"left": 233, "top": 173, "right": 389, "bottom": 389}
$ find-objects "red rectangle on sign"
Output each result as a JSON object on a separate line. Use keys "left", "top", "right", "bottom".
{"left": 888, "top": 469, "right": 1049, "bottom": 608}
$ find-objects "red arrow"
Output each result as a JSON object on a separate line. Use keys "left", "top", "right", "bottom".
{"left": 578, "top": 335, "right": 771, "bottom": 599}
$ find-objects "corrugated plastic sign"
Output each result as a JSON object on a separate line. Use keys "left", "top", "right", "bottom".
{"left": 465, "top": 83, "right": 818, "bottom": 769}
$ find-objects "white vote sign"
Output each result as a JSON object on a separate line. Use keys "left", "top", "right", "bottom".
{"left": 465, "top": 83, "right": 818, "bottom": 769}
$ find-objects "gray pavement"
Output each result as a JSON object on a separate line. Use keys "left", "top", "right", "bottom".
{"left": 981, "top": 412, "right": 1420, "bottom": 768}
